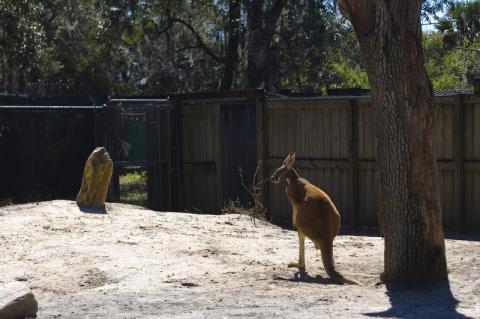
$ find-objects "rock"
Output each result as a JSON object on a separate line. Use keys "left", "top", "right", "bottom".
{"left": 76, "top": 147, "right": 113, "bottom": 209}
{"left": 0, "top": 281, "right": 38, "bottom": 319}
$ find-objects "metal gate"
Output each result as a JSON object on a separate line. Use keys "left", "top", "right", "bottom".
{"left": 106, "top": 99, "right": 175, "bottom": 211}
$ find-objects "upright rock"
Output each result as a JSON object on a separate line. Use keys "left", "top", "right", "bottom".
{"left": 76, "top": 147, "right": 113, "bottom": 209}
{"left": 0, "top": 281, "right": 38, "bottom": 319}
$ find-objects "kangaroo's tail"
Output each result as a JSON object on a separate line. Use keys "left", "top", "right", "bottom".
{"left": 319, "top": 240, "right": 362, "bottom": 285}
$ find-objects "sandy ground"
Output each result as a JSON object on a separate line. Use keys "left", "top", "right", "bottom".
{"left": 0, "top": 200, "right": 479, "bottom": 319}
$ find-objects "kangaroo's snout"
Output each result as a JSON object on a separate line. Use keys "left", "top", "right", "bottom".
{"left": 271, "top": 175, "right": 280, "bottom": 184}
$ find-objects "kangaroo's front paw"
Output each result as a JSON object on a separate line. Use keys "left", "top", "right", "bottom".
{"left": 288, "top": 262, "right": 305, "bottom": 270}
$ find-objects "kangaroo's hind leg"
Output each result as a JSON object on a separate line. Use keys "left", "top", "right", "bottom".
{"left": 288, "top": 231, "right": 306, "bottom": 270}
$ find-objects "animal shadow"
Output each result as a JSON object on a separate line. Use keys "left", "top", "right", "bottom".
{"left": 274, "top": 269, "right": 338, "bottom": 285}
{"left": 78, "top": 205, "right": 108, "bottom": 214}
{"left": 365, "top": 280, "right": 474, "bottom": 319}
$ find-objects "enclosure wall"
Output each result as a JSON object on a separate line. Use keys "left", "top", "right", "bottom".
{"left": 0, "top": 106, "right": 105, "bottom": 203}
{"left": 262, "top": 95, "right": 480, "bottom": 232}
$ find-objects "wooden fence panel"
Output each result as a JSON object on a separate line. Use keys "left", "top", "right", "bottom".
{"left": 358, "top": 166, "right": 379, "bottom": 228}
{"left": 357, "top": 101, "right": 376, "bottom": 160}
{"left": 267, "top": 100, "right": 350, "bottom": 159}
{"left": 464, "top": 97, "right": 480, "bottom": 232}
{"left": 465, "top": 97, "right": 480, "bottom": 161}
{"left": 264, "top": 95, "right": 480, "bottom": 233}
{"left": 434, "top": 102, "right": 455, "bottom": 160}
{"left": 181, "top": 104, "right": 219, "bottom": 213}
{"left": 465, "top": 165, "right": 480, "bottom": 232}
{"left": 175, "top": 93, "right": 480, "bottom": 233}
{"left": 220, "top": 102, "right": 257, "bottom": 207}
{"left": 437, "top": 165, "right": 456, "bottom": 231}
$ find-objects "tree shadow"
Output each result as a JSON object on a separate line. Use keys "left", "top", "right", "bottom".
{"left": 78, "top": 205, "right": 108, "bottom": 214}
{"left": 365, "top": 280, "right": 473, "bottom": 319}
{"left": 273, "top": 269, "right": 338, "bottom": 285}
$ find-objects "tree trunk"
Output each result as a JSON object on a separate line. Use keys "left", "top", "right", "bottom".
{"left": 245, "top": 0, "right": 284, "bottom": 89}
{"left": 219, "top": 0, "right": 241, "bottom": 90}
{"left": 339, "top": 0, "right": 448, "bottom": 283}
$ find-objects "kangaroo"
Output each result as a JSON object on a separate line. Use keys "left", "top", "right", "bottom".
{"left": 271, "top": 152, "right": 361, "bottom": 285}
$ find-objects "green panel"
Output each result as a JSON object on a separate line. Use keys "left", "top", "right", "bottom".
{"left": 126, "top": 118, "right": 147, "bottom": 161}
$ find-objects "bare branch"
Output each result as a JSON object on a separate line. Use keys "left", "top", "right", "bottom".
{"left": 169, "top": 17, "right": 225, "bottom": 63}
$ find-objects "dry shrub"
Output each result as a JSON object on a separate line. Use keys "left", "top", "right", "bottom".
{"left": 221, "top": 161, "right": 269, "bottom": 226}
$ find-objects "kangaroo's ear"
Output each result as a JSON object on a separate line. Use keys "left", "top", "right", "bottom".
{"left": 282, "top": 153, "right": 292, "bottom": 165}
{"left": 285, "top": 152, "right": 296, "bottom": 168}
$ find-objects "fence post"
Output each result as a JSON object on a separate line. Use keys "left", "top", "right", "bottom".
{"left": 454, "top": 95, "right": 466, "bottom": 233}
{"left": 348, "top": 99, "right": 359, "bottom": 229}
{"left": 254, "top": 91, "right": 269, "bottom": 218}
{"left": 146, "top": 105, "right": 161, "bottom": 210}
{"left": 106, "top": 103, "right": 120, "bottom": 203}
{"left": 166, "top": 105, "right": 173, "bottom": 211}
{"left": 214, "top": 103, "right": 223, "bottom": 211}
{"left": 174, "top": 98, "right": 185, "bottom": 211}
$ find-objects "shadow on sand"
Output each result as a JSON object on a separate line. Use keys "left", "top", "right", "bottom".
{"left": 365, "top": 280, "right": 473, "bottom": 319}
{"left": 273, "top": 269, "right": 338, "bottom": 285}
{"left": 78, "top": 205, "right": 108, "bottom": 214}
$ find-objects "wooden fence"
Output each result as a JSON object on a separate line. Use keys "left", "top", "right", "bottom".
{"left": 171, "top": 90, "right": 480, "bottom": 233}
{"left": 174, "top": 91, "right": 259, "bottom": 213}
{"left": 260, "top": 94, "right": 480, "bottom": 232}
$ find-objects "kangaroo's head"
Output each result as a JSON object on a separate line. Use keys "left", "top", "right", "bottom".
{"left": 271, "top": 152, "right": 296, "bottom": 184}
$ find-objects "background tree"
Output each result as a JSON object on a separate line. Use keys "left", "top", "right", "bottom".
{"left": 242, "top": 0, "right": 285, "bottom": 89}
{"left": 0, "top": 1, "right": 45, "bottom": 93}
{"left": 437, "top": 0, "right": 480, "bottom": 48}
{"left": 0, "top": 0, "right": 362, "bottom": 94}
{"left": 436, "top": 1, "right": 480, "bottom": 83}
{"left": 423, "top": 32, "right": 465, "bottom": 88}
{"left": 338, "top": 0, "right": 448, "bottom": 283}
{"left": 1, "top": 0, "right": 463, "bottom": 96}
{"left": 274, "top": 0, "right": 368, "bottom": 92}
{"left": 422, "top": 1, "right": 480, "bottom": 90}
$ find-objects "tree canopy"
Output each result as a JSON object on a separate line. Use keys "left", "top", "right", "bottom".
{"left": 424, "top": 1, "right": 480, "bottom": 88}
{"left": 0, "top": 0, "right": 476, "bottom": 95}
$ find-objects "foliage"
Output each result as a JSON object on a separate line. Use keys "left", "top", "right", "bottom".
{"left": 423, "top": 1, "right": 480, "bottom": 89}
{"left": 119, "top": 170, "right": 148, "bottom": 207}
{"left": 422, "top": 0, "right": 455, "bottom": 21}
{"left": 423, "top": 32, "right": 466, "bottom": 88}
{"left": 326, "top": 23, "right": 369, "bottom": 90}
{"left": 0, "top": 1, "right": 46, "bottom": 92}
{"left": 276, "top": 1, "right": 347, "bottom": 91}
{"left": 0, "top": 0, "right": 467, "bottom": 95}
{"left": 437, "top": 1, "right": 480, "bottom": 47}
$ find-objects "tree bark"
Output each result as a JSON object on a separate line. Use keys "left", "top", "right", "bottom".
{"left": 339, "top": 0, "right": 448, "bottom": 283}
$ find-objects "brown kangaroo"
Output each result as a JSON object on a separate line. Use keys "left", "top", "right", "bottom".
{"left": 271, "top": 152, "right": 360, "bottom": 285}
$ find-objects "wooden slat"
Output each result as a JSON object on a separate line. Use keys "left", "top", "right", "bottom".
{"left": 348, "top": 100, "right": 359, "bottom": 228}
{"left": 256, "top": 95, "right": 269, "bottom": 213}
{"left": 180, "top": 103, "right": 219, "bottom": 212}
{"left": 454, "top": 95, "right": 466, "bottom": 232}
{"left": 214, "top": 103, "right": 222, "bottom": 211}
{"left": 474, "top": 102, "right": 480, "bottom": 160}
{"left": 465, "top": 170, "right": 480, "bottom": 232}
